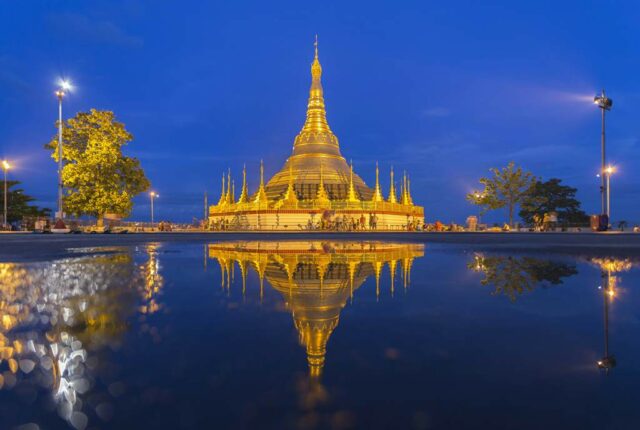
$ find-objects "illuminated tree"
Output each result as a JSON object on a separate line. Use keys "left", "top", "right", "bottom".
{"left": 467, "top": 161, "right": 534, "bottom": 227}
{"left": 46, "top": 109, "right": 149, "bottom": 225}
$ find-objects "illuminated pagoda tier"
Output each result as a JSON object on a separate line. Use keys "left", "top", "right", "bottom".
{"left": 209, "top": 39, "right": 424, "bottom": 230}
{"left": 208, "top": 241, "right": 424, "bottom": 378}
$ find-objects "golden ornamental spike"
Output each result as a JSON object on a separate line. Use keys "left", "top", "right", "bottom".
{"left": 217, "top": 173, "right": 226, "bottom": 206}
{"left": 315, "top": 162, "right": 330, "bottom": 205}
{"left": 388, "top": 166, "right": 397, "bottom": 204}
{"left": 347, "top": 160, "right": 359, "bottom": 203}
{"left": 253, "top": 159, "right": 268, "bottom": 204}
{"left": 281, "top": 163, "right": 299, "bottom": 206}
{"left": 401, "top": 170, "right": 410, "bottom": 205}
{"left": 239, "top": 163, "right": 249, "bottom": 203}
{"left": 372, "top": 161, "right": 384, "bottom": 203}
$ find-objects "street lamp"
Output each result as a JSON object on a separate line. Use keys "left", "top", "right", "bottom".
{"left": 55, "top": 79, "right": 72, "bottom": 221}
{"left": 594, "top": 89, "right": 612, "bottom": 222}
{"left": 604, "top": 165, "right": 615, "bottom": 223}
{"left": 150, "top": 191, "right": 159, "bottom": 227}
{"left": 1, "top": 160, "right": 10, "bottom": 228}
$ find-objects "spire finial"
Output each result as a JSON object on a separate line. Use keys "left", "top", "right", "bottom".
{"left": 239, "top": 163, "right": 249, "bottom": 203}
{"left": 388, "top": 166, "right": 397, "bottom": 203}
{"left": 347, "top": 159, "right": 359, "bottom": 202}
{"left": 314, "top": 34, "right": 318, "bottom": 59}
{"left": 217, "top": 172, "right": 226, "bottom": 206}
{"left": 316, "top": 162, "right": 330, "bottom": 204}
{"left": 260, "top": 159, "right": 264, "bottom": 186}
{"left": 254, "top": 159, "right": 269, "bottom": 204}
{"left": 372, "top": 161, "right": 383, "bottom": 203}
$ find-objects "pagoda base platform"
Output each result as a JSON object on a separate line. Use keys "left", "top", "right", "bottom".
{"left": 208, "top": 209, "right": 424, "bottom": 231}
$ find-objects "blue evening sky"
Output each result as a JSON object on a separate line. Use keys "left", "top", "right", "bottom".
{"left": 1, "top": 0, "right": 639, "bottom": 224}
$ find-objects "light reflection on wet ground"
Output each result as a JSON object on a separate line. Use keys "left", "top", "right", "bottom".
{"left": 0, "top": 241, "right": 639, "bottom": 429}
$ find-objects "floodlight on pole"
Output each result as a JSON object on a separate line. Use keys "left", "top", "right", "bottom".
{"left": 594, "top": 89, "right": 612, "bottom": 222}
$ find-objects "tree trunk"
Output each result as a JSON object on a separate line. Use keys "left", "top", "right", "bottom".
{"left": 509, "top": 202, "right": 514, "bottom": 228}
{"left": 97, "top": 214, "right": 104, "bottom": 228}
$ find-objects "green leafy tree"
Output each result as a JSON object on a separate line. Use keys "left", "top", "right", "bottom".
{"left": 469, "top": 253, "right": 577, "bottom": 301}
{"left": 519, "top": 178, "right": 589, "bottom": 227}
{"left": 45, "top": 109, "right": 150, "bottom": 225}
{"left": 467, "top": 161, "right": 534, "bottom": 227}
{"left": 0, "top": 180, "right": 50, "bottom": 223}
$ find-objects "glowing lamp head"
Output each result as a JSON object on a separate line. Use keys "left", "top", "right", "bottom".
{"left": 605, "top": 166, "right": 615, "bottom": 175}
{"left": 594, "top": 90, "right": 613, "bottom": 110}
{"left": 1, "top": 160, "right": 10, "bottom": 171}
{"left": 150, "top": 191, "right": 158, "bottom": 198}
{"left": 56, "top": 79, "right": 73, "bottom": 98}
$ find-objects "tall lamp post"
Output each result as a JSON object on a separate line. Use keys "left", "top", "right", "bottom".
{"left": 55, "top": 80, "right": 72, "bottom": 220}
{"left": 2, "top": 160, "right": 10, "bottom": 228}
{"left": 605, "top": 166, "right": 615, "bottom": 223}
{"left": 594, "top": 90, "right": 613, "bottom": 221}
{"left": 150, "top": 191, "right": 159, "bottom": 227}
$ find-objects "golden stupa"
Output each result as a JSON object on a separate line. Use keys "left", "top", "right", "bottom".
{"left": 208, "top": 241, "right": 425, "bottom": 378}
{"left": 208, "top": 39, "right": 424, "bottom": 231}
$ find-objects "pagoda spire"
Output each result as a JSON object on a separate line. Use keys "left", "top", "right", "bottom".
{"left": 347, "top": 160, "right": 359, "bottom": 202}
{"left": 388, "top": 166, "right": 397, "bottom": 203}
{"left": 253, "top": 160, "right": 268, "bottom": 203}
{"left": 401, "top": 170, "right": 410, "bottom": 205}
{"left": 282, "top": 163, "right": 299, "bottom": 205}
{"left": 217, "top": 173, "right": 226, "bottom": 206}
{"left": 407, "top": 174, "right": 414, "bottom": 205}
{"left": 225, "top": 169, "right": 233, "bottom": 204}
{"left": 316, "top": 163, "right": 330, "bottom": 204}
{"left": 372, "top": 161, "right": 384, "bottom": 202}
{"left": 238, "top": 164, "right": 249, "bottom": 203}
{"left": 300, "top": 35, "right": 331, "bottom": 135}
{"left": 231, "top": 180, "right": 236, "bottom": 204}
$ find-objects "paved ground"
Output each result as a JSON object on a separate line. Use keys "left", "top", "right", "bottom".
{"left": 1, "top": 231, "right": 639, "bottom": 261}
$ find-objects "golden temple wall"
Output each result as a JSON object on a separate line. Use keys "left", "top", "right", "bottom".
{"left": 208, "top": 207, "right": 424, "bottom": 231}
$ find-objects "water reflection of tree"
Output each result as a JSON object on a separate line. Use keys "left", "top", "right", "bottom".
{"left": 470, "top": 254, "right": 577, "bottom": 301}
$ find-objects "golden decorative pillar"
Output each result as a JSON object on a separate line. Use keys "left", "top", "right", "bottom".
{"left": 315, "top": 163, "right": 330, "bottom": 205}
{"left": 217, "top": 173, "right": 226, "bottom": 207}
{"left": 388, "top": 166, "right": 397, "bottom": 203}
{"left": 280, "top": 164, "right": 299, "bottom": 207}
{"left": 401, "top": 171, "right": 410, "bottom": 206}
{"left": 347, "top": 160, "right": 359, "bottom": 203}
{"left": 372, "top": 162, "right": 384, "bottom": 203}
{"left": 253, "top": 160, "right": 268, "bottom": 204}
{"left": 238, "top": 164, "right": 249, "bottom": 203}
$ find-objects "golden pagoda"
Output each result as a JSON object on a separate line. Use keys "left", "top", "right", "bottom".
{"left": 207, "top": 241, "right": 425, "bottom": 378}
{"left": 208, "top": 38, "right": 424, "bottom": 231}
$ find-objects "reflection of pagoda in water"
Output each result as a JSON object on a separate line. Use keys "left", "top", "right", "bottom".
{"left": 208, "top": 241, "right": 424, "bottom": 377}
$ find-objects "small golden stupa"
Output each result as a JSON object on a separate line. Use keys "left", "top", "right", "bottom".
{"left": 208, "top": 241, "right": 425, "bottom": 378}
{"left": 208, "top": 38, "right": 424, "bottom": 230}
